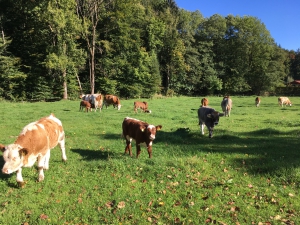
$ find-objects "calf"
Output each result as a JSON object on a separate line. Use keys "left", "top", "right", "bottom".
{"left": 80, "top": 100, "right": 91, "bottom": 112}
{"left": 103, "top": 94, "right": 121, "bottom": 110}
{"left": 201, "top": 98, "right": 209, "bottom": 107}
{"left": 255, "top": 97, "right": 261, "bottom": 107}
{"left": 278, "top": 97, "right": 292, "bottom": 107}
{"left": 134, "top": 101, "right": 148, "bottom": 113}
{"left": 221, "top": 96, "right": 232, "bottom": 117}
{"left": 198, "top": 107, "right": 224, "bottom": 138}
{"left": 0, "top": 114, "right": 67, "bottom": 187}
{"left": 122, "top": 117, "right": 162, "bottom": 158}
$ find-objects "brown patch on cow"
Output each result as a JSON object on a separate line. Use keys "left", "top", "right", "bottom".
{"left": 80, "top": 100, "right": 91, "bottom": 112}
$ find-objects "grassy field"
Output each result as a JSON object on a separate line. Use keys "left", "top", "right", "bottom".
{"left": 0, "top": 96, "right": 299, "bottom": 224}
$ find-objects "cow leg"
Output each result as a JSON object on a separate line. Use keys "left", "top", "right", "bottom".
{"left": 200, "top": 124, "right": 205, "bottom": 135}
{"left": 58, "top": 134, "right": 67, "bottom": 162}
{"left": 43, "top": 150, "right": 51, "bottom": 170}
{"left": 124, "top": 140, "right": 132, "bottom": 157}
{"left": 147, "top": 145, "right": 152, "bottom": 158}
{"left": 136, "top": 144, "right": 142, "bottom": 158}
{"left": 208, "top": 127, "right": 214, "bottom": 138}
{"left": 16, "top": 168, "right": 25, "bottom": 187}
{"left": 37, "top": 154, "right": 47, "bottom": 182}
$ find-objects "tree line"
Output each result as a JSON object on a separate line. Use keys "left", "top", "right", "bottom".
{"left": 0, "top": 0, "right": 299, "bottom": 101}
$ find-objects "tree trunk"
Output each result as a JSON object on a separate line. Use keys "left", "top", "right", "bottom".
{"left": 63, "top": 69, "right": 68, "bottom": 99}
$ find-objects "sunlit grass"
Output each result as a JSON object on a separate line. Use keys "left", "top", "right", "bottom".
{"left": 0, "top": 96, "right": 299, "bottom": 224}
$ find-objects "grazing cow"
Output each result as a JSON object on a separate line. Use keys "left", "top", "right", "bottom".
{"left": 80, "top": 100, "right": 92, "bottom": 112}
{"left": 221, "top": 96, "right": 233, "bottom": 117}
{"left": 103, "top": 95, "right": 121, "bottom": 110}
{"left": 198, "top": 107, "right": 224, "bottom": 138}
{"left": 255, "top": 97, "right": 261, "bottom": 107}
{"left": 122, "top": 117, "right": 162, "bottom": 158}
{"left": 134, "top": 101, "right": 148, "bottom": 113}
{"left": 201, "top": 98, "right": 209, "bottom": 107}
{"left": 278, "top": 97, "right": 292, "bottom": 107}
{"left": 0, "top": 114, "right": 67, "bottom": 187}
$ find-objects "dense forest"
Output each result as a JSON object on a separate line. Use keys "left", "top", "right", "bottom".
{"left": 0, "top": 0, "right": 299, "bottom": 101}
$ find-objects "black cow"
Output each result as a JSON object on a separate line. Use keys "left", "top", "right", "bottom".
{"left": 198, "top": 106, "right": 224, "bottom": 138}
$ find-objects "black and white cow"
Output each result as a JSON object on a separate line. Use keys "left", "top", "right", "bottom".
{"left": 198, "top": 106, "right": 224, "bottom": 138}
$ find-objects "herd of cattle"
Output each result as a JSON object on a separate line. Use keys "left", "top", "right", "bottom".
{"left": 0, "top": 95, "right": 293, "bottom": 187}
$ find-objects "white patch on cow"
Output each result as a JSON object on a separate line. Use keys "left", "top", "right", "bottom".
{"left": 48, "top": 114, "right": 63, "bottom": 126}
{"left": 20, "top": 122, "right": 38, "bottom": 135}
{"left": 148, "top": 125, "right": 155, "bottom": 129}
{"left": 125, "top": 135, "right": 133, "bottom": 143}
{"left": 37, "top": 123, "right": 45, "bottom": 130}
{"left": 117, "top": 104, "right": 121, "bottom": 110}
{"left": 201, "top": 124, "right": 205, "bottom": 135}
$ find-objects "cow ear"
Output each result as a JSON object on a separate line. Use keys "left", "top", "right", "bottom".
{"left": 19, "top": 148, "right": 29, "bottom": 156}
{"left": 156, "top": 125, "right": 162, "bottom": 131}
{"left": 207, "top": 114, "right": 212, "bottom": 118}
{"left": 219, "top": 113, "right": 225, "bottom": 117}
{"left": 0, "top": 144, "right": 6, "bottom": 152}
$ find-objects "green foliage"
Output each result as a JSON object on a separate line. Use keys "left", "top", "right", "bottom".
{"left": 0, "top": 97, "right": 300, "bottom": 224}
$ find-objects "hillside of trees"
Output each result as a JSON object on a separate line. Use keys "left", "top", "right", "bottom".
{"left": 0, "top": 0, "right": 300, "bottom": 101}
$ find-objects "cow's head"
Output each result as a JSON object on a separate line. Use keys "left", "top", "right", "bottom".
{"left": 140, "top": 125, "right": 162, "bottom": 141}
{"left": 1, "top": 144, "right": 28, "bottom": 174}
{"left": 207, "top": 112, "right": 224, "bottom": 138}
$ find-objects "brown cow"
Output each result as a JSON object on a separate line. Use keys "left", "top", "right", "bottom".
{"left": 201, "top": 98, "right": 209, "bottom": 107}
{"left": 134, "top": 101, "right": 148, "bottom": 113}
{"left": 79, "top": 100, "right": 91, "bottom": 112}
{"left": 278, "top": 97, "right": 292, "bottom": 107}
{"left": 122, "top": 117, "right": 162, "bottom": 158}
{"left": 255, "top": 97, "right": 261, "bottom": 107}
{"left": 0, "top": 114, "right": 67, "bottom": 187}
{"left": 103, "top": 95, "right": 121, "bottom": 110}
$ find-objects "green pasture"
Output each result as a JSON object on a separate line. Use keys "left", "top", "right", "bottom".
{"left": 0, "top": 96, "right": 299, "bottom": 224}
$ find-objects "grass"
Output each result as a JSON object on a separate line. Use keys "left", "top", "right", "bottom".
{"left": 0, "top": 96, "right": 300, "bottom": 224}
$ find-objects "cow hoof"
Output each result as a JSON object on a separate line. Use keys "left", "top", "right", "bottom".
{"left": 38, "top": 175, "right": 44, "bottom": 182}
{"left": 18, "top": 181, "right": 26, "bottom": 188}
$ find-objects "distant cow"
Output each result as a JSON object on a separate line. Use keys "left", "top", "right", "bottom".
{"left": 103, "top": 95, "right": 121, "bottom": 110}
{"left": 278, "top": 97, "right": 292, "bottom": 107}
{"left": 90, "top": 94, "right": 103, "bottom": 112}
{"left": 198, "top": 107, "right": 224, "bottom": 138}
{"left": 201, "top": 98, "right": 209, "bottom": 107}
{"left": 80, "top": 94, "right": 103, "bottom": 112}
{"left": 80, "top": 100, "right": 92, "bottom": 112}
{"left": 0, "top": 114, "right": 67, "bottom": 187}
{"left": 134, "top": 101, "right": 148, "bottom": 113}
{"left": 255, "top": 97, "right": 261, "bottom": 107}
{"left": 221, "top": 96, "right": 232, "bottom": 117}
{"left": 122, "top": 117, "right": 162, "bottom": 158}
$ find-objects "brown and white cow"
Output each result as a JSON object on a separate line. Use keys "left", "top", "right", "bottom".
{"left": 0, "top": 114, "right": 67, "bottom": 187}
{"left": 278, "top": 97, "right": 292, "bottom": 107}
{"left": 103, "top": 95, "right": 121, "bottom": 110}
{"left": 134, "top": 101, "right": 148, "bottom": 113}
{"left": 79, "top": 100, "right": 92, "bottom": 112}
{"left": 221, "top": 96, "right": 232, "bottom": 117}
{"left": 122, "top": 117, "right": 162, "bottom": 158}
{"left": 201, "top": 98, "right": 209, "bottom": 107}
{"left": 80, "top": 94, "right": 103, "bottom": 112}
{"left": 255, "top": 97, "right": 261, "bottom": 107}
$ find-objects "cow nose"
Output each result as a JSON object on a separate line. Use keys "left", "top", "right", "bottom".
{"left": 214, "top": 122, "right": 218, "bottom": 125}
{"left": 2, "top": 168, "right": 9, "bottom": 174}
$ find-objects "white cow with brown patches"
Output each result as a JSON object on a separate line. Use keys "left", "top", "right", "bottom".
{"left": 0, "top": 114, "right": 67, "bottom": 187}
{"left": 278, "top": 97, "right": 292, "bottom": 107}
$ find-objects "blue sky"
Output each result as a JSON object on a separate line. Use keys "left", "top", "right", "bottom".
{"left": 175, "top": 0, "right": 300, "bottom": 51}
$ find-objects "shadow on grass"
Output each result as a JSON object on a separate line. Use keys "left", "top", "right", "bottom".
{"left": 71, "top": 148, "right": 113, "bottom": 161}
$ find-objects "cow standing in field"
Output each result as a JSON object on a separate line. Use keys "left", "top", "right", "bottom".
{"left": 198, "top": 107, "right": 224, "bottom": 138}
{"left": 103, "top": 95, "right": 121, "bottom": 110}
{"left": 0, "top": 114, "right": 67, "bottom": 187}
{"left": 122, "top": 117, "right": 162, "bottom": 158}
{"left": 134, "top": 101, "right": 148, "bottom": 113}
{"left": 80, "top": 100, "right": 92, "bottom": 112}
{"left": 201, "top": 98, "right": 209, "bottom": 107}
{"left": 80, "top": 94, "right": 103, "bottom": 112}
{"left": 221, "top": 96, "right": 232, "bottom": 117}
{"left": 278, "top": 97, "right": 292, "bottom": 107}
{"left": 255, "top": 97, "right": 261, "bottom": 107}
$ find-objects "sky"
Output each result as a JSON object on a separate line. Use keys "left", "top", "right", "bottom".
{"left": 175, "top": 0, "right": 300, "bottom": 51}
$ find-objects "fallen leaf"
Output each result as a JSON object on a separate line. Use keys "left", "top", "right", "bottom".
{"left": 117, "top": 201, "right": 125, "bottom": 209}
{"left": 40, "top": 214, "right": 48, "bottom": 220}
